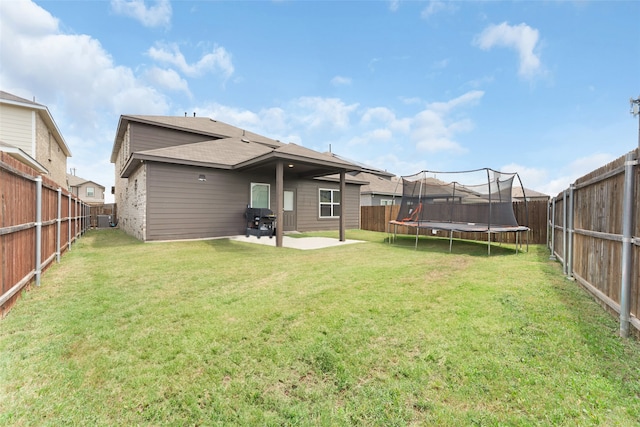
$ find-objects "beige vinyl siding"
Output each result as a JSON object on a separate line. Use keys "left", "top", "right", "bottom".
{"left": 0, "top": 105, "right": 33, "bottom": 155}
{"left": 130, "top": 122, "right": 215, "bottom": 153}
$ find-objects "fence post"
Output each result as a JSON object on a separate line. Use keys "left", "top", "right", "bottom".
{"left": 68, "top": 193, "right": 72, "bottom": 251}
{"left": 56, "top": 188, "right": 61, "bottom": 263}
{"left": 567, "top": 184, "right": 575, "bottom": 279}
{"left": 619, "top": 151, "right": 637, "bottom": 338}
{"left": 35, "top": 176, "right": 42, "bottom": 286}
{"left": 562, "top": 189, "right": 568, "bottom": 275}
{"left": 549, "top": 198, "right": 556, "bottom": 260}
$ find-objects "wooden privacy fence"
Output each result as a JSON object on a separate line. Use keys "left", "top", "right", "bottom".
{"left": 361, "top": 200, "right": 548, "bottom": 245}
{"left": 550, "top": 148, "right": 639, "bottom": 338}
{"left": 0, "top": 152, "right": 90, "bottom": 317}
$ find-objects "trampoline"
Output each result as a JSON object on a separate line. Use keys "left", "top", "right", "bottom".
{"left": 388, "top": 168, "right": 529, "bottom": 254}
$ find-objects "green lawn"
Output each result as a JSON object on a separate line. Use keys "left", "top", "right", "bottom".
{"left": 1, "top": 229, "right": 639, "bottom": 426}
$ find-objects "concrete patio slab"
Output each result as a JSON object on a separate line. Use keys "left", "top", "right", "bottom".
{"left": 229, "top": 235, "right": 364, "bottom": 250}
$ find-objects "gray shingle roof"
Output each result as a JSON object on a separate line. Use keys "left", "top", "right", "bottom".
{"left": 138, "top": 137, "right": 273, "bottom": 167}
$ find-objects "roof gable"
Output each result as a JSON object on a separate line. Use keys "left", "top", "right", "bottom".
{"left": 113, "top": 115, "right": 363, "bottom": 178}
{"left": 0, "top": 91, "right": 72, "bottom": 157}
{"left": 111, "top": 114, "right": 283, "bottom": 162}
{"left": 66, "top": 173, "right": 105, "bottom": 189}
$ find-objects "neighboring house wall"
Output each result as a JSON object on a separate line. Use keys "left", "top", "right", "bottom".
{"left": 35, "top": 113, "right": 67, "bottom": 186}
{"left": 361, "top": 194, "right": 398, "bottom": 206}
{"left": 0, "top": 104, "right": 32, "bottom": 154}
{"left": 0, "top": 99, "right": 68, "bottom": 188}
{"left": 76, "top": 182, "right": 105, "bottom": 204}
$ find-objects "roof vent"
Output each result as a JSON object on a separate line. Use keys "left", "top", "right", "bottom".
{"left": 241, "top": 138, "right": 250, "bottom": 143}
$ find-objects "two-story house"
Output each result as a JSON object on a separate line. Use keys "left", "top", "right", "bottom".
{"left": 0, "top": 90, "right": 71, "bottom": 188}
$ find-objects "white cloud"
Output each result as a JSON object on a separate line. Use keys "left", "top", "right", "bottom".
{"left": 388, "top": 0, "right": 400, "bottom": 12}
{"left": 427, "top": 90, "right": 484, "bottom": 113}
{"left": 147, "top": 42, "right": 234, "bottom": 79}
{"left": 412, "top": 110, "right": 467, "bottom": 153}
{"left": 145, "top": 67, "right": 191, "bottom": 96}
{"left": 408, "top": 91, "right": 483, "bottom": 153}
{"left": 421, "top": 1, "right": 458, "bottom": 19}
{"left": 0, "top": 1, "right": 168, "bottom": 122}
{"left": 110, "top": 0, "right": 172, "bottom": 28}
{"left": 474, "top": 22, "right": 543, "bottom": 79}
{"left": 361, "top": 107, "right": 396, "bottom": 124}
{"left": 331, "top": 76, "right": 352, "bottom": 86}
{"left": 501, "top": 152, "right": 617, "bottom": 197}
{"left": 292, "top": 97, "right": 359, "bottom": 130}
{"left": 0, "top": 0, "right": 175, "bottom": 203}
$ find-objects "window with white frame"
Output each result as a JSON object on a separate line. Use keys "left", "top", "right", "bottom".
{"left": 251, "top": 183, "right": 270, "bottom": 208}
{"left": 86, "top": 186, "right": 95, "bottom": 197}
{"left": 319, "top": 188, "right": 341, "bottom": 218}
{"left": 380, "top": 199, "right": 394, "bottom": 205}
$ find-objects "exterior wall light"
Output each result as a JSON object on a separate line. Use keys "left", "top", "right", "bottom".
{"left": 199, "top": 174, "right": 206, "bottom": 182}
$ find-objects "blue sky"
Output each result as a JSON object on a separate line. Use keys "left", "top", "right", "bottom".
{"left": 1, "top": 0, "right": 638, "bottom": 203}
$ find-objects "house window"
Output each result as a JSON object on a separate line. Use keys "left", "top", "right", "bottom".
{"left": 319, "top": 189, "right": 340, "bottom": 218}
{"left": 380, "top": 199, "right": 394, "bottom": 206}
{"left": 86, "top": 187, "right": 95, "bottom": 197}
{"left": 251, "top": 183, "right": 270, "bottom": 208}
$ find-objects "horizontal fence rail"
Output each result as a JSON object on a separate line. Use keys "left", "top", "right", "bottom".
{"left": 361, "top": 200, "right": 549, "bottom": 245}
{"left": 549, "top": 148, "right": 639, "bottom": 338}
{"left": 0, "top": 153, "right": 91, "bottom": 317}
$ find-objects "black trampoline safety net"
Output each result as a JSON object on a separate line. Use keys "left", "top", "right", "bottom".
{"left": 392, "top": 168, "right": 529, "bottom": 233}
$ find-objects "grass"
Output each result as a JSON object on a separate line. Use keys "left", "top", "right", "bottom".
{"left": 1, "top": 229, "right": 639, "bottom": 426}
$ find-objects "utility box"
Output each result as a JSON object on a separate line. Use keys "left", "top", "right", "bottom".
{"left": 97, "top": 215, "right": 111, "bottom": 228}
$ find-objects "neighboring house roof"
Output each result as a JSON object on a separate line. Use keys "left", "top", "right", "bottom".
{"left": 0, "top": 140, "right": 49, "bottom": 174}
{"left": 330, "top": 153, "right": 395, "bottom": 178}
{"left": 114, "top": 115, "right": 362, "bottom": 178}
{"left": 0, "top": 91, "right": 72, "bottom": 157}
{"left": 66, "top": 173, "right": 105, "bottom": 190}
{"left": 512, "top": 186, "right": 549, "bottom": 200}
{"left": 356, "top": 171, "right": 403, "bottom": 197}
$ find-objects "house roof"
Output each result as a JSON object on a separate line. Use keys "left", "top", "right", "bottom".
{"left": 66, "top": 173, "right": 105, "bottom": 190}
{"left": 115, "top": 115, "right": 363, "bottom": 178}
{"left": 0, "top": 91, "right": 72, "bottom": 157}
{"left": 0, "top": 140, "right": 49, "bottom": 174}
{"left": 110, "top": 115, "right": 283, "bottom": 163}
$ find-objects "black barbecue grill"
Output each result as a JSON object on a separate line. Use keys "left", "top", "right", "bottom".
{"left": 245, "top": 207, "right": 276, "bottom": 238}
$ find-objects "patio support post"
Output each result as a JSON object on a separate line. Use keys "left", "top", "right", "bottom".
{"left": 339, "top": 170, "right": 346, "bottom": 242}
{"left": 276, "top": 160, "right": 284, "bottom": 248}
{"left": 619, "top": 150, "right": 637, "bottom": 338}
